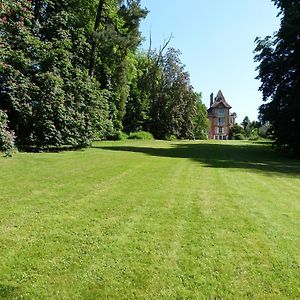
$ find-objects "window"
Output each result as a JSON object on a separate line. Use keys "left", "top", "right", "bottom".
{"left": 218, "top": 117, "right": 225, "bottom": 126}
{"left": 218, "top": 109, "right": 225, "bottom": 117}
{"left": 218, "top": 126, "right": 223, "bottom": 134}
{"left": 223, "top": 135, "right": 227, "bottom": 140}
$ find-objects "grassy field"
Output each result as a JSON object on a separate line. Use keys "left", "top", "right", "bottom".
{"left": 0, "top": 140, "right": 299, "bottom": 299}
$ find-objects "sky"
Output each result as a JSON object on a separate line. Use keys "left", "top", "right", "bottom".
{"left": 139, "top": 0, "right": 281, "bottom": 123}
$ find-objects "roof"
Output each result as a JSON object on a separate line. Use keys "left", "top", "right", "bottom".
{"left": 210, "top": 90, "right": 232, "bottom": 109}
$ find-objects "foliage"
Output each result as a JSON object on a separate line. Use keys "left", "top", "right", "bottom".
{"left": 233, "top": 133, "right": 246, "bottom": 140}
{"left": 254, "top": 0, "right": 300, "bottom": 156}
{"left": 90, "top": 0, "right": 148, "bottom": 130}
{"left": 192, "top": 94, "right": 209, "bottom": 139}
{"left": 124, "top": 48, "right": 209, "bottom": 140}
{"left": 230, "top": 123, "right": 244, "bottom": 138}
{"left": 148, "top": 48, "right": 198, "bottom": 139}
{"left": 230, "top": 118, "right": 262, "bottom": 140}
{"left": 0, "top": 0, "right": 115, "bottom": 149}
{"left": 0, "top": 0, "right": 148, "bottom": 149}
{"left": 1, "top": 0, "right": 208, "bottom": 149}
{"left": 0, "top": 110, "right": 16, "bottom": 156}
{"left": 241, "top": 116, "right": 250, "bottom": 130}
{"left": 128, "top": 131, "right": 154, "bottom": 140}
{"left": 241, "top": 116, "right": 251, "bottom": 137}
{"left": 165, "top": 134, "right": 177, "bottom": 141}
{"left": 114, "top": 130, "right": 129, "bottom": 140}
{"left": 258, "top": 122, "right": 271, "bottom": 138}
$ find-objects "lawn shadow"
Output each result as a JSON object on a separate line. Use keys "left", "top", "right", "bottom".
{"left": 93, "top": 142, "right": 300, "bottom": 177}
{"left": 0, "top": 283, "right": 19, "bottom": 298}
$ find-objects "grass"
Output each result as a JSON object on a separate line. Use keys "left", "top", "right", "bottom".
{"left": 0, "top": 140, "right": 299, "bottom": 299}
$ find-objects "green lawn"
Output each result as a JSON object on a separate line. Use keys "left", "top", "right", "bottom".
{"left": 0, "top": 140, "right": 299, "bottom": 299}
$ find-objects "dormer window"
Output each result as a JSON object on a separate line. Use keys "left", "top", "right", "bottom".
{"left": 218, "top": 109, "right": 225, "bottom": 116}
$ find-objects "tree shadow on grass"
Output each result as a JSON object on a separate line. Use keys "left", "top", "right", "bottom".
{"left": 0, "top": 283, "right": 19, "bottom": 298}
{"left": 93, "top": 142, "right": 300, "bottom": 177}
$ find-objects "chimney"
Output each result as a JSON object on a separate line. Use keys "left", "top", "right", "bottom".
{"left": 210, "top": 93, "right": 214, "bottom": 107}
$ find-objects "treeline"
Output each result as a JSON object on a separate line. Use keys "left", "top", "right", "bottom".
{"left": 230, "top": 116, "right": 265, "bottom": 140}
{"left": 0, "top": 0, "right": 208, "bottom": 154}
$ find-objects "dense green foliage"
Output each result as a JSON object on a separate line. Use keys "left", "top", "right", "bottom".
{"left": 254, "top": 0, "right": 300, "bottom": 156}
{"left": 0, "top": 0, "right": 114, "bottom": 149}
{"left": 0, "top": 140, "right": 299, "bottom": 298}
{"left": 0, "top": 0, "right": 209, "bottom": 151}
{"left": 124, "top": 48, "right": 209, "bottom": 139}
{"left": 230, "top": 116, "right": 261, "bottom": 140}
{"left": 128, "top": 131, "right": 153, "bottom": 140}
{"left": 0, "top": 110, "right": 15, "bottom": 156}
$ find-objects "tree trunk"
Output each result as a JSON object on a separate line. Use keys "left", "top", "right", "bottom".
{"left": 89, "top": 0, "right": 105, "bottom": 77}
{"left": 32, "top": 0, "right": 42, "bottom": 27}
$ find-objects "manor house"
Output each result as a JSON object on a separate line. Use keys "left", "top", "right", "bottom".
{"left": 207, "top": 90, "right": 236, "bottom": 140}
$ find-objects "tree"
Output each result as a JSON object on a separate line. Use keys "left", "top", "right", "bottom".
{"left": 0, "top": 0, "right": 112, "bottom": 149}
{"left": 88, "top": 0, "right": 147, "bottom": 130}
{"left": 192, "top": 94, "right": 209, "bottom": 139}
{"left": 124, "top": 47, "right": 208, "bottom": 139}
{"left": 89, "top": 0, "right": 105, "bottom": 78}
{"left": 0, "top": 0, "right": 149, "bottom": 148}
{"left": 1, "top": 0, "right": 208, "bottom": 148}
{"left": 147, "top": 48, "right": 198, "bottom": 139}
{"left": 254, "top": 0, "right": 300, "bottom": 155}
{"left": 241, "top": 116, "right": 250, "bottom": 130}
{"left": 0, "top": 110, "right": 15, "bottom": 156}
{"left": 241, "top": 116, "right": 251, "bottom": 137}
{"left": 230, "top": 124, "right": 245, "bottom": 140}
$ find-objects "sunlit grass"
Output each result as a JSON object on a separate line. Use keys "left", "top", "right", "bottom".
{"left": 0, "top": 140, "right": 299, "bottom": 299}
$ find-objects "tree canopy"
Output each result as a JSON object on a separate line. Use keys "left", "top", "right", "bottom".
{"left": 254, "top": 0, "right": 300, "bottom": 156}
{"left": 0, "top": 0, "right": 209, "bottom": 153}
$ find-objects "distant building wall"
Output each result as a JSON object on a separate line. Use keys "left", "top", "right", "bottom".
{"left": 207, "top": 91, "right": 234, "bottom": 140}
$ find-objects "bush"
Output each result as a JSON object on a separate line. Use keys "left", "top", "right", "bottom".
{"left": 128, "top": 131, "right": 154, "bottom": 140}
{"left": 0, "top": 111, "right": 16, "bottom": 157}
{"left": 115, "top": 131, "right": 128, "bottom": 141}
{"left": 249, "top": 135, "right": 260, "bottom": 141}
{"left": 165, "top": 134, "right": 177, "bottom": 141}
{"left": 106, "top": 130, "right": 128, "bottom": 141}
{"left": 234, "top": 133, "right": 246, "bottom": 140}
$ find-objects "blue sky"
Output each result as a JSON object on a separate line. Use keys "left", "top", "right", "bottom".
{"left": 139, "top": 0, "right": 280, "bottom": 123}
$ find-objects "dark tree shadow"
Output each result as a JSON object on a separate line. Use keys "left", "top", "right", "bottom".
{"left": 93, "top": 142, "right": 300, "bottom": 177}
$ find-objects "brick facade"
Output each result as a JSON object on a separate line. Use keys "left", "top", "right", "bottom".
{"left": 207, "top": 91, "right": 236, "bottom": 140}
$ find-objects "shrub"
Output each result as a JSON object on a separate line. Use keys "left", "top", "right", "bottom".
{"left": 165, "top": 134, "right": 177, "bottom": 141}
{"left": 234, "top": 133, "right": 246, "bottom": 140}
{"left": 115, "top": 131, "right": 128, "bottom": 141}
{"left": 129, "top": 131, "right": 154, "bottom": 140}
{"left": 106, "top": 130, "right": 128, "bottom": 141}
{"left": 249, "top": 135, "right": 260, "bottom": 141}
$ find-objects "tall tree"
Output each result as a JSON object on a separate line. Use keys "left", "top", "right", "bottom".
{"left": 124, "top": 48, "right": 208, "bottom": 139}
{"left": 0, "top": 0, "right": 111, "bottom": 149}
{"left": 254, "top": 0, "right": 300, "bottom": 155}
{"left": 89, "top": 0, "right": 105, "bottom": 77}
{"left": 241, "top": 116, "right": 250, "bottom": 130}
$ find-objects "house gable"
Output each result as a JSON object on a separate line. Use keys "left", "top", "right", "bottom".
{"left": 211, "top": 90, "right": 232, "bottom": 109}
